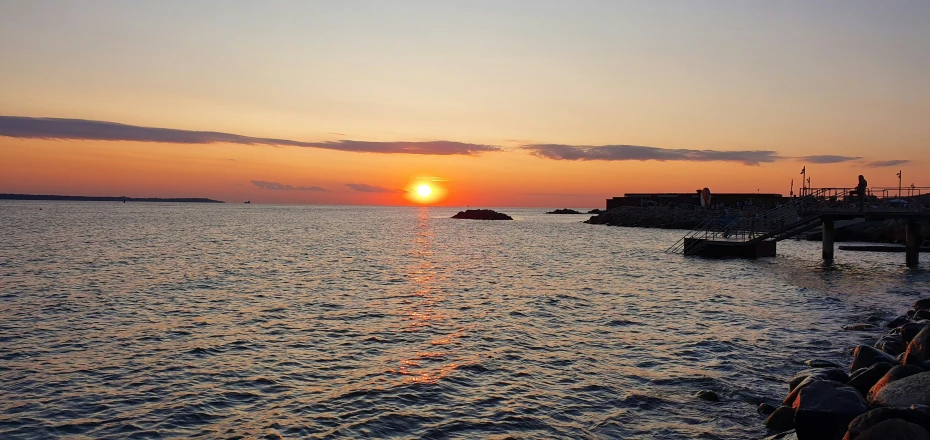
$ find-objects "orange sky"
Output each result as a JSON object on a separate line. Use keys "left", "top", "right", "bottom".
{"left": 1, "top": 2, "right": 926, "bottom": 207}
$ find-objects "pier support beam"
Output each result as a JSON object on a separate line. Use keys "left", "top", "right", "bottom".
{"left": 822, "top": 219, "right": 835, "bottom": 263}
{"left": 907, "top": 221, "right": 922, "bottom": 268}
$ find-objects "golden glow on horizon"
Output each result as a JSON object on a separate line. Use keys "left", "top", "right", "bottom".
{"left": 405, "top": 179, "right": 447, "bottom": 205}
{"left": 416, "top": 184, "right": 433, "bottom": 198}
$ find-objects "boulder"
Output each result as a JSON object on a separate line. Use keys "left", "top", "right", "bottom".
{"left": 765, "top": 406, "right": 796, "bottom": 431}
{"left": 848, "top": 362, "right": 894, "bottom": 396}
{"left": 902, "top": 323, "right": 930, "bottom": 344}
{"left": 852, "top": 345, "right": 899, "bottom": 372}
{"left": 917, "top": 310, "right": 930, "bottom": 321}
{"left": 758, "top": 402, "right": 778, "bottom": 416}
{"left": 871, "top": 371, "right": 930, "bottom": 407}
{"left": 890, "top": 316, "right": 911, "bottom": 328}
{"left": 792, "top": 380, "right": 869, "bottom": 440}
{"left": 790, "top": 368, "right": 849, "bottom": 390}
{"left": 869, "top": 365, "right": 926, "bottom": 402}
{"left": 807, "top": 359, "right": 844, "bottom": 368}
{"left": 915, "top": 299, "right": 930, "bottom": 312}
{"left": 853, "top": 419, "right": 930, "bottom": 440}
{"left": 695, "top": 390, "right": 719, "bottom": 402}
{"left": 844, "top": 407, "right": 930, "bottom": 440}
{"left": 907, "top": 327, "right": 930, "bottom": 365}
{"left": 451, "top": 209, "right": 513, "bottom": 220}
{"left": 877, "top": 334, "right": 909, "bottom": 357}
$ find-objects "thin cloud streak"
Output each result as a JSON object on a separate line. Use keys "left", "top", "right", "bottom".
{"left": 797, "top": 155, "right": 863, "bottom": 164}
{"left": 0, "top": 116, "right": 501, "bottom": 156}
{"left": 521, "top": 144, "right": 779, "bottom": 166}
{"left": 866, "top": 160, "right": 910, "bottom": 168}
{"left": 346, "top": 183, "right": 405, "bottom": 193}
{"left": 251, "top": 180, "right": 328, "bottom": 191}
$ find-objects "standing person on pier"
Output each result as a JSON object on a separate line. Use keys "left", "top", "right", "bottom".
{"left": 856, "top": 175, "right": 868, "bottom": 212}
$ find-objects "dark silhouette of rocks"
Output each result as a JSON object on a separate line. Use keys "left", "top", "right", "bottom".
{"left": 545, "top": 208, "right": 583, "bottom": 214}
{"left": 451, "top": 209, "right": 512, "bottom": 220}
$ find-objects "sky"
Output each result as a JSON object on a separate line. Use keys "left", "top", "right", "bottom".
{"left": 1, "top": 0, "right": 927, "bottom": 207}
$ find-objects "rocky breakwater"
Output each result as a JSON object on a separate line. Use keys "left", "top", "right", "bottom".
{"left": 451, "top": 209, "right": 513, "bottom": 220}
{"left": 585, "top": 205, "right": 719, "bottom": 229}
{"left": 762, "top": 298, "right": 930, "bottom": 440}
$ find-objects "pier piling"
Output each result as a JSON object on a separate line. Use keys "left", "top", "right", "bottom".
{"left": 822, "top": 219, "right": 835, "bottom": 263}
{"left": 907, "top": 221, "right": 922, "bottom": 268}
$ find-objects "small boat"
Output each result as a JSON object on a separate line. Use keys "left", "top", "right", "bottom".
{"left": 244, "top": 201, "right": 251, "bottom": 204}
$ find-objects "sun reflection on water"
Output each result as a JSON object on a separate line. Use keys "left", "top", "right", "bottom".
{"left": 390, "top": 207, "right": 462, "bottom": 385}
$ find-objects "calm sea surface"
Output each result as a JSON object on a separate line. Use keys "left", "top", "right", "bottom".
{"left": 1, "top": 202, "right": 928, "bottom": 439}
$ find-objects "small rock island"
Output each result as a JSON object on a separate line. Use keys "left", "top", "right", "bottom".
{"left": 545, "top": 208, "right": 583, "bottom": 214}
{"left": 451, "top": 209, "right": 513, "bottom": 220}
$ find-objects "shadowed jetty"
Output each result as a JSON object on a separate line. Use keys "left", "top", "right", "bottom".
{"left": 666, "top": 188, "right": 930, "bottom": 267}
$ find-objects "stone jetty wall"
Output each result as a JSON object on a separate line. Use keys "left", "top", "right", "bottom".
{"left": 760, "top": 300, "right": 930, "bottom": 440}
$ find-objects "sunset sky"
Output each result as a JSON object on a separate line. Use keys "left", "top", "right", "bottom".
{"left": 1, "top": 1, "right": 927, "bottom": 207}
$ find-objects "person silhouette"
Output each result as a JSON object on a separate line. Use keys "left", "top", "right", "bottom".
{"left": 856, "top": 175, "right": 868, "bottom": 211}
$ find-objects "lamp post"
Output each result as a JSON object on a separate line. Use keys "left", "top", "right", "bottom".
{"left": 897, "top": 170, "right": 902, "bottom": 199}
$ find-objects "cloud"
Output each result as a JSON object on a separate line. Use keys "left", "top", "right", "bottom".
{"left": 345, "top": 183, "right": 405, "bottom": 193}
{"left": 521, "top": 144, "right": 779, "bottom": 166}
{"left": 0, "top": 116, "right": 501, "bottom": 156}
{"left": 251, "top": 180, "right": 328, "bottom": 191}
{"left": 797, "top": 155, "right": 863, "bottom": 164}
{"left": 865, "top": 160, "right": 910, "bottom": 168}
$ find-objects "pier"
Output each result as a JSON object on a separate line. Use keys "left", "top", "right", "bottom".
{"left": 667, "top": 188, "right": 930, "bottom": 267}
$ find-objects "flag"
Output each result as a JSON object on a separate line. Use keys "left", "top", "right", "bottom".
{"left": 800, "top": 166, "right": 806, "bottom": 175}
{"left": 897, "top": 170, "right": 902, "bottom": 178}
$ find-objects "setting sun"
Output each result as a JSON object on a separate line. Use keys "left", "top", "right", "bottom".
{"left": 416, "top": 184, "right": 433, "bottom": 198}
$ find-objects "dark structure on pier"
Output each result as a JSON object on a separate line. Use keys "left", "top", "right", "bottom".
{"left": 667, "top": 188, "right": 929, "bottom": 267}
{"left": 608, "top": 191, "right": 785, "bottom": 210}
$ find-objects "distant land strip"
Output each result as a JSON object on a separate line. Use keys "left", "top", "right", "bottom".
{"left": 0, "top": 193, "right": 225, "bottom": 203}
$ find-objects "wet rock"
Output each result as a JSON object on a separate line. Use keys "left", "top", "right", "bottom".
{"left": 890, "top": 316, "right": 912, "bottom": 328}
{"left": 852, "top": 345, "right": 899, "bottom": 372}
{"left": 765, "top": 406, "right": 796, "bottom": 431}
{"left": 764, "top": 430, "right": 799, "bottom": 440}
{"left": 695, "top": 390, "right": 719, "bottom": 402}
{"left": 917, "top": 311, "right": 930, "bottom": 321}
{"left": 870, "top": 369, "right": 930, "bottom": 406}
{"left": 790, "top": 368, "right": 849, "bottom": 390}
{"left": 912, "top": 310, "right": 919, "bottom": 319}
{"left": 848, "top": 362, "right": 894, "bottom": 396}
{"left": 807, "top": 359, "right": 844, "bottom": 368}
{"left": 792, "top": 380, "right": 869, "bottom": 440}
{"left": 845, "top": 323, "right": 877, "bottom": 331}
{"left": 869, "top": 365, "right": 926, "bottom": 401}
{"left": 844, "top": 407, "right": 930, "bottom": 440}
{"left": 451, "top": 209, "right": 513, "bottom": 220}
{"left": 876, "top": 334, "right": 909, "bottom": 357}
{"left": 852, "top": 419, "right": 930, "bottom": 440}
{"left": 784, "top": 376, "right": 817, "bottom": 406}
{"left": 758, "top": 402, "right": 778, "bottom": 416}
{"left": 915, "top": 299, "right": 930, "bottom": 312}
{"left": 901, "top": 323, "right": 930, "bottom": 344}
{"left": 907, "top": 327, "right": 930, "bottom": 365}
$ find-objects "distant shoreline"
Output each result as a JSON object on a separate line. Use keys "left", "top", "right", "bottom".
{"left": 0, "top": 194, "right": 224, "bottom": 203}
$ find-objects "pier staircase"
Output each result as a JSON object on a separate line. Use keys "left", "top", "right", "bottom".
{"left": 665, "top": 189, "right": 845, "bottom": 256}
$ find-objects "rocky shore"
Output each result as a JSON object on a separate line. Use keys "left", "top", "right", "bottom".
{"left": 760, "top": 299, "right": 930, "bottom": 439}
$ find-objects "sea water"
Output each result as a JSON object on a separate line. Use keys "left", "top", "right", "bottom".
{"left": 1, "top": 202, "right": 928, "bottom": 439}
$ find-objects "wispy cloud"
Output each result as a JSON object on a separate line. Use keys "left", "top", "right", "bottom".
{"left": 865, "top": 159, "right": 910, "bottom": 168}
{"left": 251, "top": 180, "right": 328, "bottom": 191}
{"left": 0, "top": 116, "right": 501, "bottom": 156}
{"left": 521, "top": 144, "right": 779, "bottom": 166}
{"left": 346, "top": 183, "right": 405, "bottom": 193}
{"left": 797, "top": 155, "right": 863, "bottom": 164}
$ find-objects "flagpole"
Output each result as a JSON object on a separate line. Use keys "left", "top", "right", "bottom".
{"left": 898, "top": 170, "right": 902, "bottom": 199}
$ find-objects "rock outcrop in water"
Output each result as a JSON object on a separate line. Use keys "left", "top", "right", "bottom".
{"left": 585, "top": 206, "right": 719, "bottom": 229}
{"left": 545, "top": 208, "right": 583, "bottom": 214}
{"left": 451, "top": 209, "right": 513, "bottom": 220}
{"left": 763, "top": 299, "right": 930, "bottom": 440}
